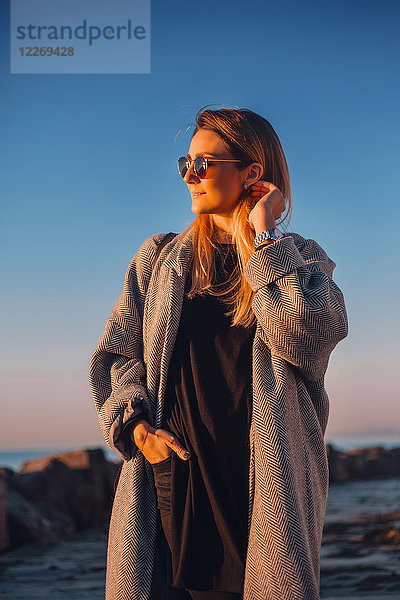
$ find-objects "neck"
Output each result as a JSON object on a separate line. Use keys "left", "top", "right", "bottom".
{"left": 211, "top": 215, "right": 234, "bottom": 241}
{"left": 211, "top": 214, "right": 234, "bottom": 233}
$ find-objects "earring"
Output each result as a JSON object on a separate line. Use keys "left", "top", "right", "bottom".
{"left": 243, "top": 183, "right": 248, "bottom": 190}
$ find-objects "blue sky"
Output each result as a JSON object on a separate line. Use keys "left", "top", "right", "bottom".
{"left": 1, "top": 0, "right": 399, "bottom": 451}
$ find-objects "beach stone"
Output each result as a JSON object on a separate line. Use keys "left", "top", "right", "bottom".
{"left": 364, "top": 525, "right": 400, "bottom": 546}
{"left": 326, "top": 444, "right": 350, "bottom": 482}
{"left": 0, "top": 467, "right": 15, "bottom": 483}
{"left": 13, "top": 448, "right": 119, "bottom": 530}
{"left": 0, "top": 477, "right": 9, "bottom": 551}
{"left": 0, "top": 448, "right": 121, "bottom": 549}
{"left": 5, "top": 485, "right": 74, "bottom": 547}
{"left": 326, "top": 444, "right": 400, "bottom": 482}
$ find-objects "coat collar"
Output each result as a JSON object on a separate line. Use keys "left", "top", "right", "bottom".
{"left": 162, "top": 228, "right": 195, "bottom": 277}
{"left": 162, "top": 227, "right": 236, "bottom": 276}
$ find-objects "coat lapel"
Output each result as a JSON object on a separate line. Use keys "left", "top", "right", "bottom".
{"left": 143, "top": 228, "right": 194, "bottom": 427}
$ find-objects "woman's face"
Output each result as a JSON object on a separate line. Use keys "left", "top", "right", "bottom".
{"left": 183, "top": 129, "right": 246, "bottom": 219}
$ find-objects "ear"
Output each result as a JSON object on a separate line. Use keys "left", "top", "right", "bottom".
{"left": 243, "top": 162, "right": 263, "bottom": 186}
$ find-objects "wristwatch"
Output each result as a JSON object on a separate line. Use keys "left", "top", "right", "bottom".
{"left": 253, "top": 228, "right": 283, "bottom": 248}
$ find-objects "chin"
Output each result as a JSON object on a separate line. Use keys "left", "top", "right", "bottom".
{"left": 191, "top": 202, "right": 211, "bottom": 214}
{"left": 191, "top": 208, "right": 214, "bottom": 216}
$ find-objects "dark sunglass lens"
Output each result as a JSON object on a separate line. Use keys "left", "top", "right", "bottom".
{"left": 178, "top": 157, "right": 188, "bottom": 178}
{"left": 194, "top": 157, "right": 207, "bottom": 178}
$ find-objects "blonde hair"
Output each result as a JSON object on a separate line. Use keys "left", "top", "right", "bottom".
{"left": 181, "top": 106, "right": 293, "bottom": 328}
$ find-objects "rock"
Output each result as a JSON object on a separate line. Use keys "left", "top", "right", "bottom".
{"left": 0, "top": 467, "right": 15, "bottom": 483}
{"left": 14, "top": 448, "right": 119, "bottom": 530}
{"left": 1, "top": 448, "right": 121, "bottom": 551}
{"left": 6, "top": 486, "right": 74, "bottom": 547}
{"left": 0, "top": 477, "right": 9, "bottom": 551}
{"left": 326, "top": 444, "right": 349, "bottom": 482}
{"left": 326, "top": 444, "right": 400, "bottom": 483}
{"left": 364, "top": 526, "right": 400, "bottom": 545}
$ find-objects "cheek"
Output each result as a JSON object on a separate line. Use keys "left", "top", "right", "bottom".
{"left": 211, "top": 173, "right": 239, "bottom": 196}
{"left": 218, "top": 174, "right": 241, "bottom": 202}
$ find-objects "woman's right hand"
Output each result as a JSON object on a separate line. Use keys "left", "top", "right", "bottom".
{"left": 132, "top": 419, "right": 191, "bottom": 464}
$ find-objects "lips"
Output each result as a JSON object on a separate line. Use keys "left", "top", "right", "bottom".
{"left": 192, "top": 192, "right": 205, "bottom": 196}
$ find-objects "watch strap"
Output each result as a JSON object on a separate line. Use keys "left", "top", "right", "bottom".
{"left": 253, "top": 228, "right": 283, "bottom": 248}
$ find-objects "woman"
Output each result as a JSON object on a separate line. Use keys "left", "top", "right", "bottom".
{"left": 89, "top": 107, "right": 348, "bottom": 600}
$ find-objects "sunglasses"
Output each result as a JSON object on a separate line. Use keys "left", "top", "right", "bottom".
{"left": 177, "top": 156, "right": 243, "bottom": 179}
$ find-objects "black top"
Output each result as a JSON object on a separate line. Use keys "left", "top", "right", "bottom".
{"left": 162, "top": 242, "right": 256, "bottom": 592}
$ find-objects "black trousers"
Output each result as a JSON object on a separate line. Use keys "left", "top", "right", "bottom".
{"left": 151, "top": 457, "right": 243, "bottom": 600}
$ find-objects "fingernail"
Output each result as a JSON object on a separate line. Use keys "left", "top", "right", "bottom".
{"left": 183, "top": 452, "right": 190, "bottom": 460}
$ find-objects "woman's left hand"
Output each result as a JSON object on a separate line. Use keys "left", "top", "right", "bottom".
{"left": 247, "top": 181, "right": 286, "bottom": 234}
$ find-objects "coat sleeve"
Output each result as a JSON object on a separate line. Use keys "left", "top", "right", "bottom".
{"left": 88, "top": 233, "right": 165, "bottom": 461}
{"left": 243, "top": 233, "right": 348, "bottom": 381}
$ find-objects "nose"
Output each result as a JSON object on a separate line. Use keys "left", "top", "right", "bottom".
{"left": 183, "top": 160, "right": 199, "bottom": 184}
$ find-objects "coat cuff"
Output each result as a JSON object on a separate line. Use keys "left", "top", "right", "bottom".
{"left": 119, "top": 408, "right": 146, "bottom": 454}
{"left": 108, "top": 394, "right": 147, "bottom": 461}
{"left": 244, "top": 235, "right": 307, "bottom": 291}
{"left": 121, "top": 406, "right": 145, "bottom": 433}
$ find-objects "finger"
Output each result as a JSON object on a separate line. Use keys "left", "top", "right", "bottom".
{"left": 174, "top": 443, "right": 191, "bottom": 460}
{"left": 160, "top": 431, "right": 191, "bottom": 460}
{"left": 249, "top": 190, "right": 270, "bottom": 198}
{"left": 248, "top": 187, "right": 273, "bottom": 195}
{"left": 249, "top": 186, "right": 271, "bottom": 193}
{"left": 250, "top": 181, "right": 277, "bottom": 190}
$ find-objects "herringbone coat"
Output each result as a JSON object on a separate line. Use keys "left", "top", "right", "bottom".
{"left": 89, "top": 227, "right": 348, "bottom": 600}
